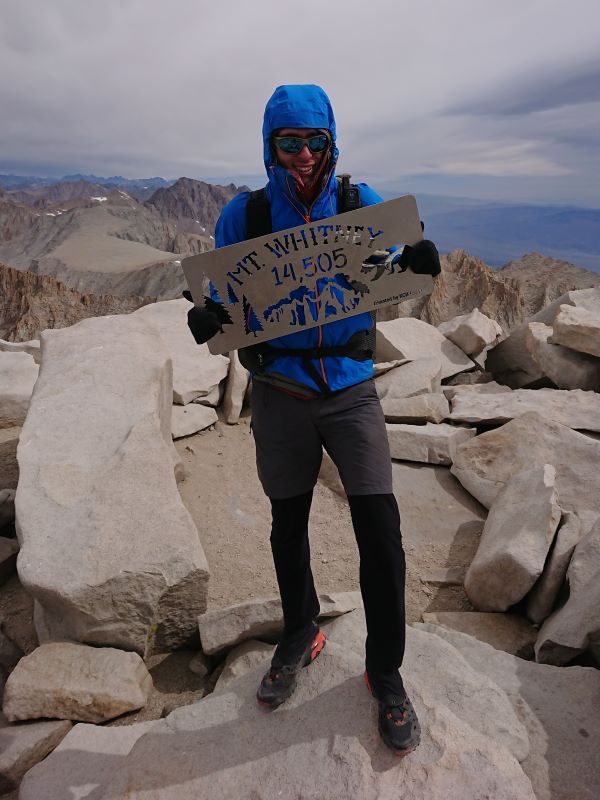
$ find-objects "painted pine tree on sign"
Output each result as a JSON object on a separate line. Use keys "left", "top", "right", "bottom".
{"left": 227, "top": 282, "right": 240, "bottom": 305}
{"left": 242, "top": 295, "right": 263, "bottom": 337}
{"left": 204, "top": 296, "right": 233, "bottom": 333}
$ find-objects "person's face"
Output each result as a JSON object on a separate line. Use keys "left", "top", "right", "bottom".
{"left": 273, "top": 128, "right": 329, "bottom": 183}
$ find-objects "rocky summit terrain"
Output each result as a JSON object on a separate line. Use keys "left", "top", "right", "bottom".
{"left": 497, "top": 252, "right": 600, "bottom": 318}
{"left": 3, "top": 243, "right": 599, "bottom": 349}
{"left": 0, "top": 263, "right": 153, "bottom": 342}
{"left": 399, "top": 249, "right": 600, "bottom": 335}
{"left": 1, "top": 287, "right": 599, "bottom": 799}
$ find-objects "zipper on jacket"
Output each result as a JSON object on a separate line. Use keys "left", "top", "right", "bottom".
{"left": 282, "top": 171, "right": 335, "bottom": 392}
{"left": 305, "top": 200, "right": 329, "bottom": 391}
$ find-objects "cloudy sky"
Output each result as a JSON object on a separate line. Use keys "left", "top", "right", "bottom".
{"left": 1, "top": 0, "right": 599, "bottom": 205}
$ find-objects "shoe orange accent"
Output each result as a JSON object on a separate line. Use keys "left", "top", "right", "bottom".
{"left": 310, "top": 630, "right": 326, "bottom": 661}
{"left": 394, "top": 747, "right": 417, "bottom": 757}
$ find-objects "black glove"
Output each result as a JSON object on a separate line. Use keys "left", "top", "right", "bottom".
{"left": 397, "top": 239, "right": 441, "bottom": 276}
{"left": 183, "top": 290, "right": 228, "bottom": 344}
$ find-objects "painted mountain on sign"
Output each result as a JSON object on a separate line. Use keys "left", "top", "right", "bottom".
{"left": 262, "top": 274, "right": 367, "bottom": 327}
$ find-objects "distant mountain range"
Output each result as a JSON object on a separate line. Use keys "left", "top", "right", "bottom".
{"left": 2, "top": 175, "right": 598, "bottom": 272}
{"left": 380, "top": 191, "right": 600, "bottom": 273}
{"left": 0, "top": 173, "right": 174, "bottom": 195}
{"left": 2, "top": 174, "right": 598, "bottom": 344}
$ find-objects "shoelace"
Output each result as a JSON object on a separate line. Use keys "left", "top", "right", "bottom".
{"left": 380, "top": 694, "right": 409, "bottom": 725}
{"left": 385, "top": 705, "right": 408, "bottom": 725}
{"left": 267, "top": 664, "right": 296, "bottom": 682}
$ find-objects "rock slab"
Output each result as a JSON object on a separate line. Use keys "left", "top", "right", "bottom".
{"left": 0, "top": 338, "right": 41, "bottom": 363}
{"left": 437, "top": 308, "right": 502, "bottom": 356}
{"left": 16, "top": 314, "right": 210, "bottom": 655}
{"left": 464, "top": 465, "right": 561, "bottom": 611}
{"left": 376, "top": 317, "right": 474, "bottom": 378}
{"left": 198, "top": 592, "right": 362, "bottom": 655}
{"left": 21, "top": 635, "right": 536, "bottom": 800}
{"left": 421, "top": 611, "right": 538, "bottom": 657}
{"left": 451, "top": 411, "right": 600, "bottom": 517}
{"left": 133, "top": 299, "right": 229, "bottom": 405}
{"left": 214, "top": 639, "right": 274, "bottom": 692}
{"left": 387, "top": 421, "right": 476, "bottom": 465}
{"left": 0, "top": 719, "right": 72, "bottom": 794}
{"left": 325, "top": 611, "right": 530, "bottom": 762}
{"left": 222, "top": 350, "right": 250, "bottom": 424}
{"left": 3, "top": 642, "right": 153, "bottom": 723}
{"left": 551, "top": 303, "right": 600, "bottom": 358}
{"left": 375, "top": 356, "right": 442, "bottom": 400}
{"left": 381, "top": 393, "right": 449, "bottom": 423}
{"left": 419, "top": 622, "right": 600, "bottom": 800}
{"left": 171, "top": 403, "right": 217, "bottom": 439}
{"left": 525, "top": 512, "right": 582, "bottom": 624}
{"left": 442, "top": 379, "right": 511, "bottom": 400}
{"left": 530, "top": 286, "right": 600, "bottom": 325}
{"left": 0, "top": 351, "right": 39, "bottom": 428}
{"left": 20, "top": 719, "right": 159, "bottom": 800}
{"left": 449, "top": 387, "right": 600, "bottom": 431}
{"left": 535, "top": 519, "right": 600, "bottom": 666}
{"left": 487, "top": 321, "right": 600, "bottom": 390}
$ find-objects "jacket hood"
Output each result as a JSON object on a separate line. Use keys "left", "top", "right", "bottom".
{"left": 262, "top": 84, "right": 337, "bottom": 171}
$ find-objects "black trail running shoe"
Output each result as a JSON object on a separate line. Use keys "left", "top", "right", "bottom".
{"left": 364, "top": 671, "right": 421, "bottom": 755}
{"left": 257, "top": 625, "right": 326, "bottom": 709}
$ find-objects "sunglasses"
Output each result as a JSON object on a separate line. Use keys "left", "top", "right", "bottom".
{"left": 272, "top": 134, "right": 330, "bottom": 155}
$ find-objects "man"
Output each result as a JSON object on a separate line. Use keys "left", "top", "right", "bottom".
{"left": 187, "top": 84, "right": 441, "bottom": 755}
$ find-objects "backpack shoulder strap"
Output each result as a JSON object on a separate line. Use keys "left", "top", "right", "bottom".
{"left": 336, "top": 174, "right": 361, "bottom": 213}
{"left": 245, "top": 188, "right": 272, "bottom": 239}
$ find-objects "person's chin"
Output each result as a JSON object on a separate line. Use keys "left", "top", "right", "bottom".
{"left": 295, "top": 167, "right": 316, "bottom": 180}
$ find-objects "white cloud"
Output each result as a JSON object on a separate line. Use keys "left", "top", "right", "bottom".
{"left": 0, "top": 0, "right": 599, "bottom": 202}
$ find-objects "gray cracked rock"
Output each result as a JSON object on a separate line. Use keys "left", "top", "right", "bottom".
{"left": 376, "top": 317, "right": 474, "bottom": 378}
{"left": 380, "top": 393, "right": 449, "bottom": 423}
{"left": 451, "top": 412, "right": 600, "bottom": 517}
{"left": 3, "top": 642, "right": 152, "bottom": 724}
{"left": 387, "top": 421, "right": 476, "bottom": 465}
{"left": 15, "top": 314, "right": 209, "bottom": 655}
{"left": 449, "top": 387, "right": 600, "bottom": 432}
{"left": 133, "top": 299, "right": 229, "bottom": 405}
{"left": 418, "top": 622, "right": 600, "bottom": 800}
{"left": 486, "top": 321, "right": 600, "bottom": 390}
{"left": 535, "top": 518, "right": 600, "bottom": 666}
{"left": 525, "top": 512, "right": 583, "bottom": 624}
{"left": 0, "top": 719, "right": 72, "bottom": 794}
{"left": 20, "top": 635, "right": 535, "bottom": 800}
{"left": 551, "top": 303, "right": 600, "bottom": 358}
{"left": 437, "top": 307, "right": 502, "bottom": 356}
{"left": 198, "top": 592, "right": 362, "bottom": 655}
{"left": 0, "top": 351, "right": 39, "bottom": 429}
{"left": 464, "top": 465, "right": 561, "bottom": 611}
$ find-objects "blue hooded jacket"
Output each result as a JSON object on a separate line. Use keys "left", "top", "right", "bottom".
{"left": 215, "top": 84, "right": 383, "bottom": 394}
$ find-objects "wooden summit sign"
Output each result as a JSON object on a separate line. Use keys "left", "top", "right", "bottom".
{"left": 182, "top": 195, "right": 433, "bottom": 355}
